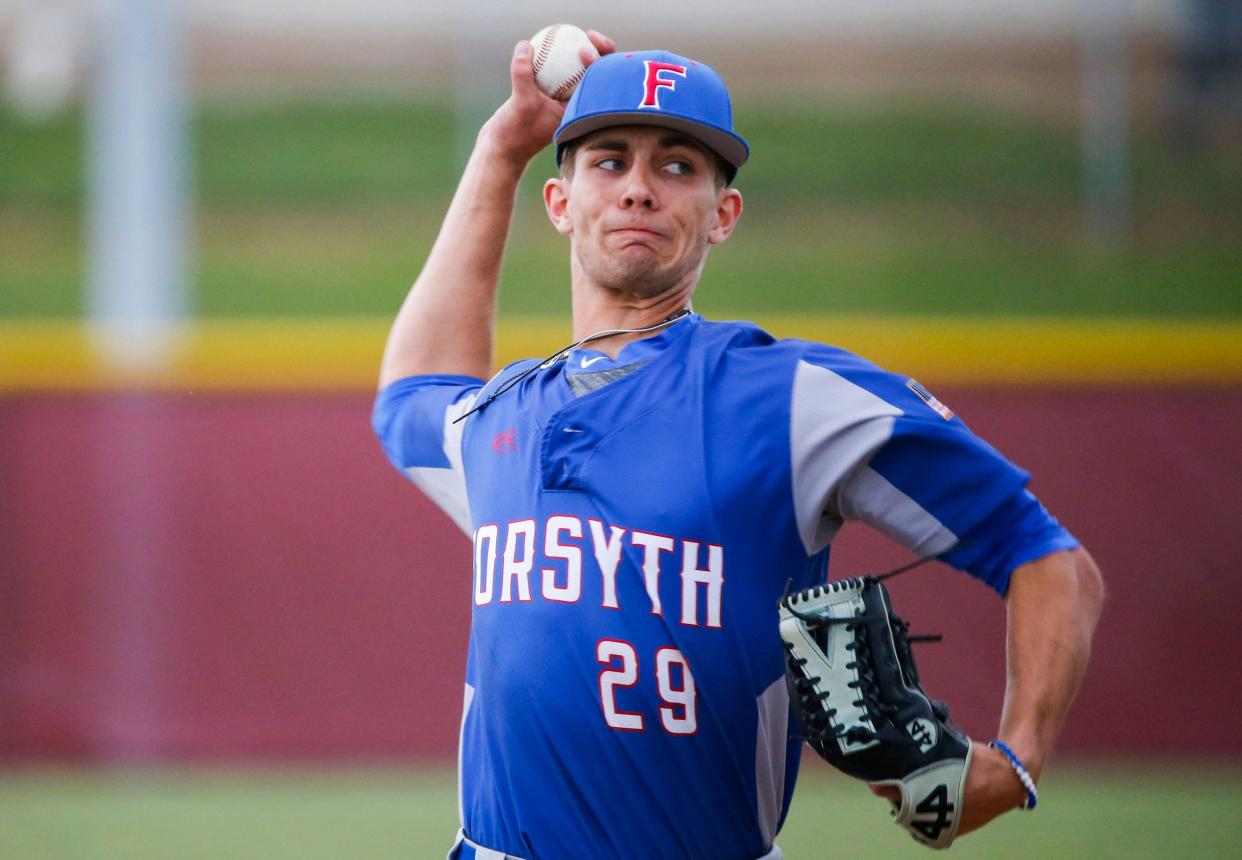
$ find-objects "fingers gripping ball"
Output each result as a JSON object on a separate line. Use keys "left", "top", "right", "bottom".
{"left": 779, "top": 576, "right": 973, "bottom": 849}
{"left": 529, "top": 24, "right": 598, "bottom": 100}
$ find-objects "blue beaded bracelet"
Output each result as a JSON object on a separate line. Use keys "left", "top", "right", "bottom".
{"left": 989, "top": 739, "right": 1038, "bottom": 810}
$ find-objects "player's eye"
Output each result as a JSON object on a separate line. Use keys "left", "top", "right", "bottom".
{"left": 595, "top": 157, "right": 625, "bottom": 171}
{"left": 663, "top": 160, "right": 693, "bottom": 176}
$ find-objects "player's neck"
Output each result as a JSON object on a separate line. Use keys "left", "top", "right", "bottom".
{"left": 570, "top": 278, "right": 696, "bottom": 358}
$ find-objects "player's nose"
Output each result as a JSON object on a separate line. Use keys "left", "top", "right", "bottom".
{"left": 619, "top": 163, "right": 657, "bottom": 209}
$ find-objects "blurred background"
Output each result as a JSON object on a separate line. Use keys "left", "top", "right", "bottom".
{"left": 1, "top": 1, "right": 1240, "bottom": 857}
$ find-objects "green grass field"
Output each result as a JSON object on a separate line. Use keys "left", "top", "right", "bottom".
{"left": 2, "top": 762, "right": 1239, "bottom": 859}
{"left": 3, "top": 95, "right": 1240, "bottom": 321}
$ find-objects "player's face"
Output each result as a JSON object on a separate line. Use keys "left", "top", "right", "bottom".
{"left": 544, "top": 126, "right": 742, "bottom": 300}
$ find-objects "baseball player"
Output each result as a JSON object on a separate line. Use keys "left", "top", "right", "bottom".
{"left": 373, "top": 32, "right": 1103, "bottom": 860}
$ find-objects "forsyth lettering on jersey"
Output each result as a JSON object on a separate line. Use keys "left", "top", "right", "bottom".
{"left": 472, "top": 516, "right": 724, "bottom": 628}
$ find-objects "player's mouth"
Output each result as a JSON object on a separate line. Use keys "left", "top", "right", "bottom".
{"left": 607, "top": 225, "right": 667, "bottom": 243}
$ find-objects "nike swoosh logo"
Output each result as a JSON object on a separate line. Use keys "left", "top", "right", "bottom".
{"left": 580, "top": 356, "right": 608, "bottom": 368}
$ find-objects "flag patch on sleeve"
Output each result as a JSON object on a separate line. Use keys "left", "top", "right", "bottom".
{"left": 906, "top": 379, "right": 955, "bottom": 421}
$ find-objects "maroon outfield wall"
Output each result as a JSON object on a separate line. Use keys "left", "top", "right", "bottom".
{"left": 1, "top": 387, "right": 1240, "bottom": 762}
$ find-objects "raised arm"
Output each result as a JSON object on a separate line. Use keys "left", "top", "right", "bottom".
{"left": 378, "top": 31, "right": 614, "bottom": 388}
{"left": 959, "top": 546, "right": 1105, "bottom": 833}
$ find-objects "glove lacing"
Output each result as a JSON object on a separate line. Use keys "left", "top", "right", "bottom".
{"left": 782, "top": 556, "right": 955, "bottom": 747}
{"left": 889, "top": 613, "right": 950, "bottom": 722}
{"left": 785, "top": 607, "right": 892, "bottom": 746}
{"left": 843, "top": 612, "right": 892, "bottom": 743}
{"left": 788, "top": 653, "right": 838, "bottom": 736}
{"left": 788, "top": 607, "right": 942, "bottom": 746}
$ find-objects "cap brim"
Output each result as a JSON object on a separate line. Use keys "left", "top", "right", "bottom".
{"left": 554, "top": 110, "right": 749, "bottom": 170}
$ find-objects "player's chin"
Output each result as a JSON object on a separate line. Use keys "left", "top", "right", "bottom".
{"left": 584, "top": 246, "right": 681, "bottom": 294}
{"left": 598, "top": 264, "right": 676, "bottom": 299}
{"left": 604, "top": 246, "right": 663, "bottom": 274}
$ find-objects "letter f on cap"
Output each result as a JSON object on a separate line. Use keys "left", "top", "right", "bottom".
{"left": 640, "top": 60, "right": 688, "bottom": 109}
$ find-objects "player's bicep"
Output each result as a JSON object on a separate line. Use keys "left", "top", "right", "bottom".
{"left": 372, "top": 374, "right": 483, "bottom": 533}
{"left": 373, "top": 374, "right": 481, "bottom": 467}
{"left": 936, "top": 489, "right": 1080, "bottom": 595}
{"left": 789, "top": 349, "right": 1038, "bottom": 587}
{"left": 833, "top": 405, "right": 1073, "bottom": 594}
{"left": 832, "top": 463, "right": 960, "bottom": 558}
{"left": 789, "top": 357, "right": 903, "bottom": 555}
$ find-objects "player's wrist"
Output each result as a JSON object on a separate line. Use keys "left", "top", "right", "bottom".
{"left": 992, "top": 730, "right": 1045, "bottom": 785}
{"left": 987, "top": 740, "right": 1039, "bottom": 810}
{"left": 474, "top": 121, "right": 538, "bottom": 175}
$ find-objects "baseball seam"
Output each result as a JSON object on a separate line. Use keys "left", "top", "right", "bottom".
{"left": 532, "top": 24, "right": 559, "bottom": 78}
{"left": 551, "top": 66, "right": 587, "bottom": 100}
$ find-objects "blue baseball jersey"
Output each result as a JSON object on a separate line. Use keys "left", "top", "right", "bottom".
{"left": 373, "top": 314, "right": 1076, "bottom": 860}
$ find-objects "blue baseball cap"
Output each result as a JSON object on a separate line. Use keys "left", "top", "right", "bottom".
{"left": 553, "top": 50, "right": 749, "bottom": 181}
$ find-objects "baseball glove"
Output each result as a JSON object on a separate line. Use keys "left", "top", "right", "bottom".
{"left": 779, "top": 575, "right": 973, "bottom": 849}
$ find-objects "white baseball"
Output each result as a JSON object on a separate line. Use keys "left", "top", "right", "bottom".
{"left": 529, "top": 24, "right": 598, "bottom": 101}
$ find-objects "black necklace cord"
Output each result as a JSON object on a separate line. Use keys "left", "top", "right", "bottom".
{"left": 452, "top": 308, "right": 692, "bottom": 424}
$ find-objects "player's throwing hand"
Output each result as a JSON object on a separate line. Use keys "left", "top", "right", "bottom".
{"left": 485, "top": 29, "right": 615, "bottom": 166}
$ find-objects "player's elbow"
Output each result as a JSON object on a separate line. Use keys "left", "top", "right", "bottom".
{"left": 1048, "top": 546, "right": 1107, "bottom": 641}
{"left": 1007, "top": 546, "right": 1105, "bottom": 638}
{"left": 1065, "top": 546, "right": 1106, "bottom": 636}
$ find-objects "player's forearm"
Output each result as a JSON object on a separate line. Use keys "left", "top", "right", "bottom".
{"left": 378, "top": 125, "right": 528, "bottom": 387}
{"left": 997, "top": 547, "right": 1105, "bottom": 780}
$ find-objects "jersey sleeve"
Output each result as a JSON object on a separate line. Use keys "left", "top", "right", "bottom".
{"left": 372, "top": 374, "right": 484, "bottom": 535}
{"left": 789, "top": 344, "right": 1077, "bottom": 594}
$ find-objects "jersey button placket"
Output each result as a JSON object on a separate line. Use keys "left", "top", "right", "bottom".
{"left": 541, "top": 416, "right": 593, "bottom": 491}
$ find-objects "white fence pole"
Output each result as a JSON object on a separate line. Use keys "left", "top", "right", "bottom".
{"left": 1080, "top": 0, "right": 1133, "bottom": 247}
{"left": 87, "top": 0, "right": 190, "bottom": 373}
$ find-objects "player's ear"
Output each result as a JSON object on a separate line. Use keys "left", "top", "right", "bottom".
{"left": 544, "top": 177, "right": 573, "bottom": 236}
{"left": 707, "top": 188, "right": 742, "bottom": 246}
